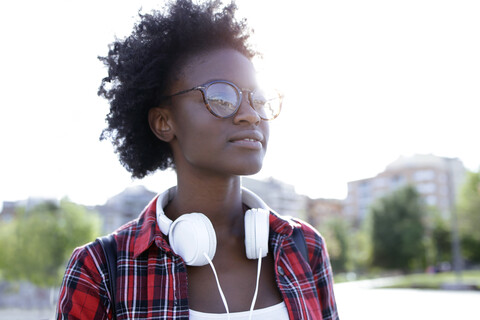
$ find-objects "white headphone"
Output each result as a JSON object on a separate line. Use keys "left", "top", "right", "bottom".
{"left": 156, "top": 187, "right": 270, "bottom": 266}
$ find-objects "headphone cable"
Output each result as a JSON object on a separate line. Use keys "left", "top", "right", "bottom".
{"left": 203, "top": 249, "right": 263, "bottom": 320}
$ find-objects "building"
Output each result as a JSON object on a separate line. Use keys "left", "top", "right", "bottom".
{"left": 96, "top": 185, "right": 157, "bottom": 233}
{"left": 0, "top": 198, "right": 59, "bottom": 222}
{"left": 242, "top": 177, "right": 308, "bottom": 219}
{"left": 0, "top": 201, "right": 18, "bottom": 222}
{"left": 345, "top": 154, "right": 466, "bottom": 224}
{"left": 307, "top": 198, "right": 345, "bottom": 229}
{"left": 243, "top": 177, "right": 347, "bottom": 228}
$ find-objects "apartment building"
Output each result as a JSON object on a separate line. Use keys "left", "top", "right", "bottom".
{"left": 307, "top": 198, "right": 345, "bottom": 229}
{"left": 242, "top": 177, "right": 308, "bottom": 220}
{"left": 345, "top": 154, "right": 466, "bottom": 224}
{"left": 96, "top": 185, "right": 157, "bottom": 233}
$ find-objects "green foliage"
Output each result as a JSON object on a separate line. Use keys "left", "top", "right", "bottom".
{"left": 350, "top": 221, "right": 373, "bottom": 273}
{"left": 430, "top": 213, "right": 452, "bottom": 265}
{"left": 316, "top": 217, "right": 372, "bottom": 275}
{"left": 457, "top": 169, "right": 480, "bottom": 263}
{"left": 313, "top": 205, "right": 374, "bottom": 274}
{"left": 369, "top": 185, "right": 427, "bottom": 272}
{"left": 0, "top": 220, "right": 16, "bottom": 275}
{"left": 377, "top": 270, "right": 480, "bottom": 290}
{"left": 0, "top": 199, "right": 101, "bottom": 287}
{"left": 461, "top": 234, "right": 480, "bottom": 263}
{"left": 319, "top": 218, "right": 351, "bottom": 273}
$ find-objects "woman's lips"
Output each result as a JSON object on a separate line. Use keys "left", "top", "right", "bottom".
{"left": 230, "top": 138, "right": 263, "bottom": 150}
{"left": 228, "top": 131, "right": 264, "bottom": 150}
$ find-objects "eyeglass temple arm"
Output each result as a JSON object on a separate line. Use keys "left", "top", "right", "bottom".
{"left": 167, "top": 86, "right": 205, "bottom": 98}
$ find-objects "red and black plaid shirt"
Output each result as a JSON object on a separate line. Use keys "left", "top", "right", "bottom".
{"left": 57, "top": 195, "right": 339, "bottom": 319}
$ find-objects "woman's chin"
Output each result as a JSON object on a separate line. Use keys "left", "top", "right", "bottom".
{"left": 235, "top": 163, "right": 264, "bottom": 176}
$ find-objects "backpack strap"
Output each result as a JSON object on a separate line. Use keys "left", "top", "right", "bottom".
{"left": 292, "top": 226, "right": 309, "bottom": 264}
{"left": 98, "top": 234, "right": 117, "bottom": 318}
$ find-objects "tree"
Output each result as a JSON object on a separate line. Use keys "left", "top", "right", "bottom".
{"left": 0, "top": 199, "right": 101, "bottom": 287}
{"left": 319, "top": 218, "right": 351, "bottom": 273}
{"left": 369, "top": 185, "right": 427, "bottom": 272}
{"left": 457, "top": 169, "right": 480, "bottom": 263}
{"left": 350, "top": 221, "right": 372, "bottom": 274}
{"left": 430, "top": 214, "right": 452, "bottom": 265}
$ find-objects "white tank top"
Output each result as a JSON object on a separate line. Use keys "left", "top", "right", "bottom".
{"left": 189, "top": 301, "right": 290, "bottom": 320}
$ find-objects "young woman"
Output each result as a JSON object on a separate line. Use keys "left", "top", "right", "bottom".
{"left": 57, "top": 1, "right": 339, "bottom": 319}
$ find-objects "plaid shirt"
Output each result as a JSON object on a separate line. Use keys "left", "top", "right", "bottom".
{"left": 57, "top": 193, "right": 339, "bottom": 320}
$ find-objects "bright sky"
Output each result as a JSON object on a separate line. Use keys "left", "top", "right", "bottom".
{"left": 0, "top": 0, "right": 479, "bottom": 207}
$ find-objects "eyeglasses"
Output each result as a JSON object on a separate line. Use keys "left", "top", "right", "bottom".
{"left": 167, "top": 80, "right": 282, "bottom": 120}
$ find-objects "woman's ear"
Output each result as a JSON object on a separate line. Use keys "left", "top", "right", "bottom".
{"left": 148, "top": 107, "right": 175, "bottom": 142}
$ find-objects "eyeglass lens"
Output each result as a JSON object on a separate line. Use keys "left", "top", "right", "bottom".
{"left": 205, "top": 83, "right": 239, "bottom": 117}
{"left": 205, "top": 82, "right": 281, "bottom": 120}
{"left": 251, "top": 88, "right": 280, "bottom": 120}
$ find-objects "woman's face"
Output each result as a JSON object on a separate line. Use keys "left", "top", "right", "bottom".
{"left": 167, "top": 48, "right": 270, "bottom": 177}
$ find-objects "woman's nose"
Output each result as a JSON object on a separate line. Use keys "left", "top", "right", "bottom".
{"left": 233, "top": 94, "right": 261, "bottom": 125}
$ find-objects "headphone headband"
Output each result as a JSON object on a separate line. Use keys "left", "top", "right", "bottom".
{"left": 155, "top": 187, "right": 270, "bottom": 266}
{"left": 156, "top": 187, "right": 271, "bottom": 231}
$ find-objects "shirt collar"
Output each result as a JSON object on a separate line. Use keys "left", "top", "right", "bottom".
{"left": 269, "top": 210, "right": 299, "bottom": 236}
{"left": 132, "top": 196, "right": 166, "bottom": 259}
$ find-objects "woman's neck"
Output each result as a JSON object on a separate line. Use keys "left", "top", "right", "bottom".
{"left": 164, "top": 173, "right": 245, "bottom": 234}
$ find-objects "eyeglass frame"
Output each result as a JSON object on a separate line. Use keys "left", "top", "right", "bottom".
{"left": 165, "top": 79, "right": 282, "bottom": 120}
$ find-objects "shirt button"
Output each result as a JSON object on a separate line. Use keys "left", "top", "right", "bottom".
{"left": 277, "top": 266, "right": 285, "bottom": 276}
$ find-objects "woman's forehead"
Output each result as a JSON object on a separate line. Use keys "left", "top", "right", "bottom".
{"left": 174, "top": 48, "right": 256, "bottom": 88}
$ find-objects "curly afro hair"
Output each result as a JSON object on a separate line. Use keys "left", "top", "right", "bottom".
{"left": 98, "top": 0, "right": 256, "bottom": 178}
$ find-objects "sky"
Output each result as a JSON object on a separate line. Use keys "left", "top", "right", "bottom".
{"left": 0, "top": 0, "right": 479, "bottom": 207}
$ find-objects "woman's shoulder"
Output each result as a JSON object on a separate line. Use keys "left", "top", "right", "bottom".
{"left": 287, "top": 217, "right": 328, "bottom": 259}
{"left": 60, "top": 238, "right": 111, "bottom": 293}
{"left": 278, "top": 215, "right": 324, "bottom": 244}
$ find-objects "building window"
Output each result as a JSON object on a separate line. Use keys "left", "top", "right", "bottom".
{"left": 414, "top": 169, "right": 435, "bottom": 181}
{"left": 439, "top": 173, "right": 447, "bottom": 184}
{"left": 390, "top": 175, "right": 405, "bottom": 189}
{"left": 425, "top": 195, "right": 437, "bottom": 206}
{"left": 416, "top": 182, "right": 436, "bottom": 194}
{"left": 374, "top": 177, "right": 386, "bottom": 188}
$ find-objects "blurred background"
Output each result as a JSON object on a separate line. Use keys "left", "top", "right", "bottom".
{"left": 0, "top": 0, "right": 479, "bottom": 319}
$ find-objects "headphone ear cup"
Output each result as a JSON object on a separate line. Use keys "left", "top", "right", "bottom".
{"left": 169, "top": 213, "right": 217, "bottom": 266}
{"left": 244, "top": 209, "right": 269, "bottom": 259}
